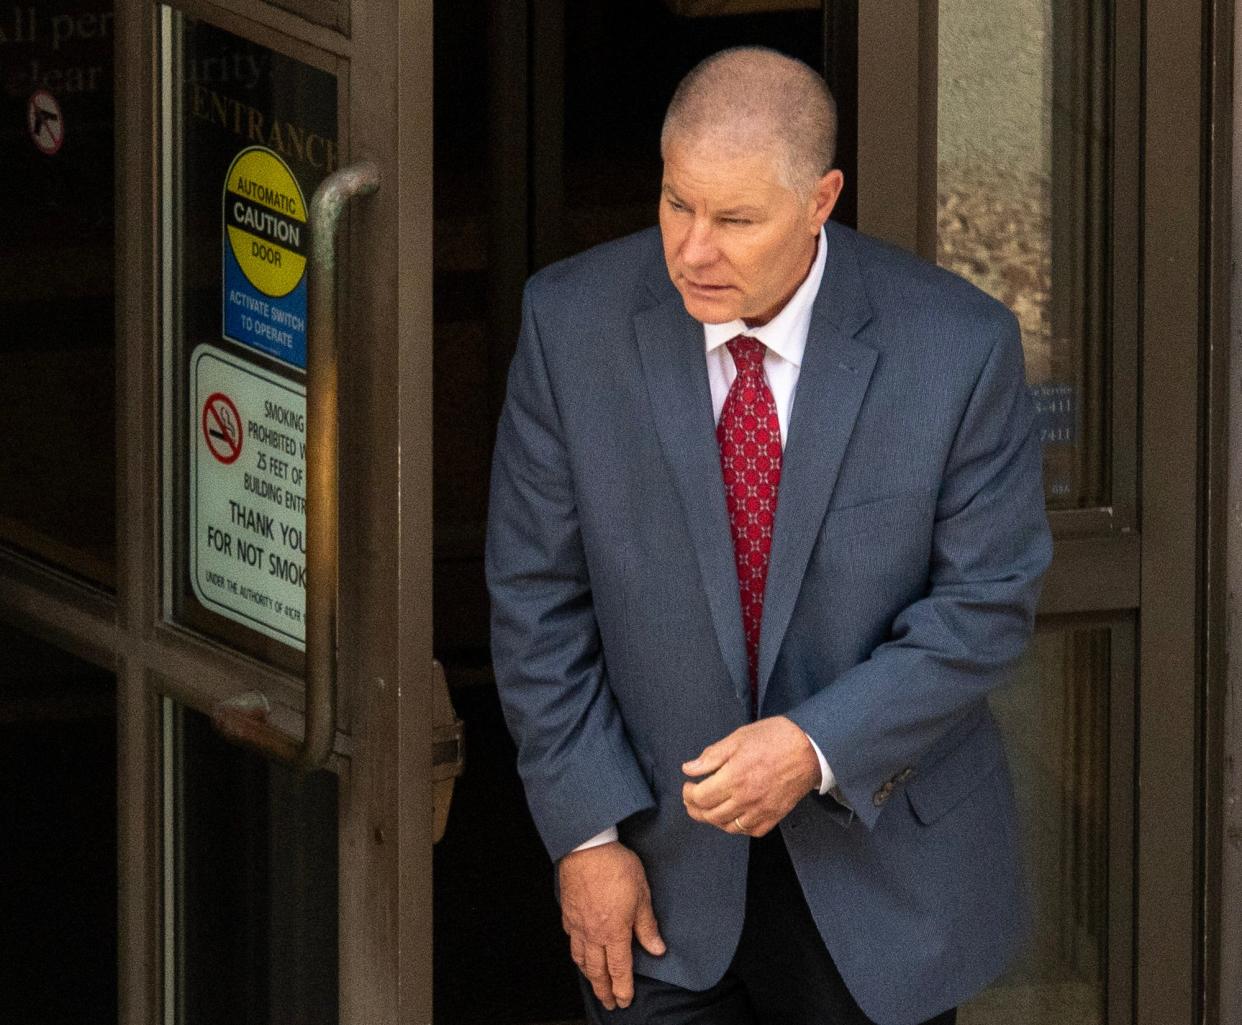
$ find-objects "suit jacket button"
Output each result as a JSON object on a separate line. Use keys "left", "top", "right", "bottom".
{"left": 872, "top": 788, "right": 889, "bottom": 807}
{"left": 897, "top": 767, "right": 914, "bottom": 783}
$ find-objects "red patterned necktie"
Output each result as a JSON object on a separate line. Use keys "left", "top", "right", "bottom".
{"left": 716, "top": 335, "right": 782, "bottom": 707}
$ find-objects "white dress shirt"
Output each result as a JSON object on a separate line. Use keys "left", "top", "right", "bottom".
{"left": 575, "top": 228, "right": 835, "bottom": 853}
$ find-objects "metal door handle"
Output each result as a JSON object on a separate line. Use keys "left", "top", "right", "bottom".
{"left": 212, "top": 160, "right": 380, "bottom": 770}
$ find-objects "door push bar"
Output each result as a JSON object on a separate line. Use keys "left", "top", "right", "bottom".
{"left": 213, "top": 159, "right": 379, "bottom": 771}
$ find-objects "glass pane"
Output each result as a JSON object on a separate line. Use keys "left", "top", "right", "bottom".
{"left": 0, "top": 0, "right": 116, "bottom": 585}
{"left": 166, "top": 701, "right": 338, "bottom": 1025}
{"left": 160, "top": 10, "right": 337, "bottom": 668}
{"left": 937, "top": 0, "right": 1111, "bottom": 509}
{"left": 0, "top": 622, "right": 116, "bottom": 1022}
{"left": 964, "top": 628, "right": 1113, "bottom": 1023}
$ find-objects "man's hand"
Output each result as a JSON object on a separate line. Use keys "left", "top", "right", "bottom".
{"left": 558, "top": 841, "right": 666, "bottom": 1010}
{"left": 681, "top": 716, "right": 821, "bottom": 837}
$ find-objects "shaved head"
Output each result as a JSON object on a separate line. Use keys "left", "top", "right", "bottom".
{"left": 660, "top": 47, "right": 838, "bottom": 197}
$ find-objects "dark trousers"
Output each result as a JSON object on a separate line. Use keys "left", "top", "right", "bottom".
{"left": 580, "top": 830, "right": 956, "bottom": 1025}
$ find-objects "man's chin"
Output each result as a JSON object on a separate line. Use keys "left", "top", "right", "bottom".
{"left": 679, "top": 292, "right": 740, "bottom": 325}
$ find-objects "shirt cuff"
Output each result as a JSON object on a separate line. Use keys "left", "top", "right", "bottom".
{"left": 804, "top": 734, "right": 835, "bottom": 795}
{"left": 572, "top": 826, "right": 619, "bottom": 852}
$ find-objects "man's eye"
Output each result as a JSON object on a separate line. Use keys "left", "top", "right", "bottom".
{"left": 722, "top": 217, "right": 751, "bottom": 226}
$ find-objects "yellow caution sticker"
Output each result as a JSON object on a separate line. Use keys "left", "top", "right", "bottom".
{"left": 224, "top": 146, "right": 308, "bottom": 299}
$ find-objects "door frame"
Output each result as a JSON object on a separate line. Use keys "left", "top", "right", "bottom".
{"left": 0, "top": 1, "right": 436, "bottom": 1021}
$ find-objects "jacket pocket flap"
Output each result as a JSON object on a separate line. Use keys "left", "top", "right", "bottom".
{"left": 904, "top": 715, "right": 1005, "bottom": 825}
{"left": 821, "top": 489, "right": 932, "bottom": 543}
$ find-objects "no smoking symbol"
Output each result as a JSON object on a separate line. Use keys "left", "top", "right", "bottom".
{"left": 202, "top": 392, "right": 243, "bottom": 464}
{"left": 28, "top": 89, "right": 64, "bottom": 156}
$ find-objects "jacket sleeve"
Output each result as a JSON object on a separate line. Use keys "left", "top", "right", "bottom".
{"left": 485, "top": 282, "right": 656, "bottom": 862}
{"left": 785, "top": 312, "right": 1053, "bottom": 829}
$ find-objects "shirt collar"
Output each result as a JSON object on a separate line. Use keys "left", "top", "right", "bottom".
{"left": 703, "top": 226, "right": 827, "bottom": 368}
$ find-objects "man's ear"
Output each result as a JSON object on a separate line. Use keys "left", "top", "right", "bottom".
{"left": 810, "top": 169, "right": 845, "bottom": 228}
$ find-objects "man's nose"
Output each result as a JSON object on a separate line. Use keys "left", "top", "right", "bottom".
{"left": 680, "top": 219, "right": 719, "bottom": 269}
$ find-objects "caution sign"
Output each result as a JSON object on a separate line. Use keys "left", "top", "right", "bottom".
{"left": 190, "top": 343, "right": 307, "bottom": 649}
{"left": 222, "top": 146, "right": 309, "bottom": 368}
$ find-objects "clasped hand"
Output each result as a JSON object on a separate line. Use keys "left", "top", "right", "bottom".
{"left": 558, "top": 716, "right": 820, "bottom": 1009}
{"left": 681, "top": 714, "right": 822, "bottom": 837}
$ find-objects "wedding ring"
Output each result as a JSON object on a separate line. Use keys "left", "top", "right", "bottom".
{"left": 734, "top": 816, "right": 746, "bottom": 833}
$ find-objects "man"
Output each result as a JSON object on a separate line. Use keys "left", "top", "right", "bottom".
{"left": 486, "top": 47, "right": 1051, "bottom": 1025}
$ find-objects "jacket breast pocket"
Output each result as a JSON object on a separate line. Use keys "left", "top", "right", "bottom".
{"left": 813, "top": 490, "right": 934, "bottom": 603}
{"left": 821, "top": 489, "right": 931, "bottom": 541}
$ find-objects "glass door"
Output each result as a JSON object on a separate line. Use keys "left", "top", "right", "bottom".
{"left": 144, "top": 1, "right": 438, "bottom": 1020}
{"left": 931, "top": 3, "right": 1132, "bottom": 1021}
{"left": 0, "top": 0, "right": 437, "bottom": 1022}
{"left": 856, "top": 2, "right": 1206, "bottom": 1023}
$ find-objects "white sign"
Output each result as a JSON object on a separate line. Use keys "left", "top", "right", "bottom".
{"left": 190, "top": 342, "right": 307, "bottom": 649}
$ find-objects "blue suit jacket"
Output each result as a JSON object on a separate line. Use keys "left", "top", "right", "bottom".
{"left": 486, "top": 220, "right": 1052, "bottom": 1025}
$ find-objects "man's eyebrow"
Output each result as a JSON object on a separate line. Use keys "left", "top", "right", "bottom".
{"left": 660, "top": 187, "right": 761, "bottom": 217}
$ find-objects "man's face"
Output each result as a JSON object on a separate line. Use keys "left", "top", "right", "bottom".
{"left": 659, "top": 141, "right": 843, "bottom": 326}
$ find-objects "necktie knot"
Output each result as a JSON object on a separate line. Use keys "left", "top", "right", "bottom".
{"left": 726, "top": 335, "right": 766, "bottom": 375}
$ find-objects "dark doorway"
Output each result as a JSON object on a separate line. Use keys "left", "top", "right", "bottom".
{"left": 430, "top": 2, "right": 834, "bottom": 1022}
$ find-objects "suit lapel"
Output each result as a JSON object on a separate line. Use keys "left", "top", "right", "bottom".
{"left": 633, "top": 287, "right": 752, "bottom": 707}
{"left": 757, "top": 224, "right": 878, "bottom": 708}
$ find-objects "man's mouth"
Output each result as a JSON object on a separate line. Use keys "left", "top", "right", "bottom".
{"left": 685, "top": 280, "right": 732, "bottom": 295}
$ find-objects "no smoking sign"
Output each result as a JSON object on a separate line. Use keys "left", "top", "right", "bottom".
{"left": 190, "top": 344, "right": 307, "bottom": 650}
{"left": 202, "top": 392, "right": 243, "bottom": 464}
{"left": 28, "top": 89, "right": 64, "bottom": 156}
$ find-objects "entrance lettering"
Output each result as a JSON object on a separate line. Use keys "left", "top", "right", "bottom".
{"left": 190, "top": 82, "right": 338, "bottom": 173}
